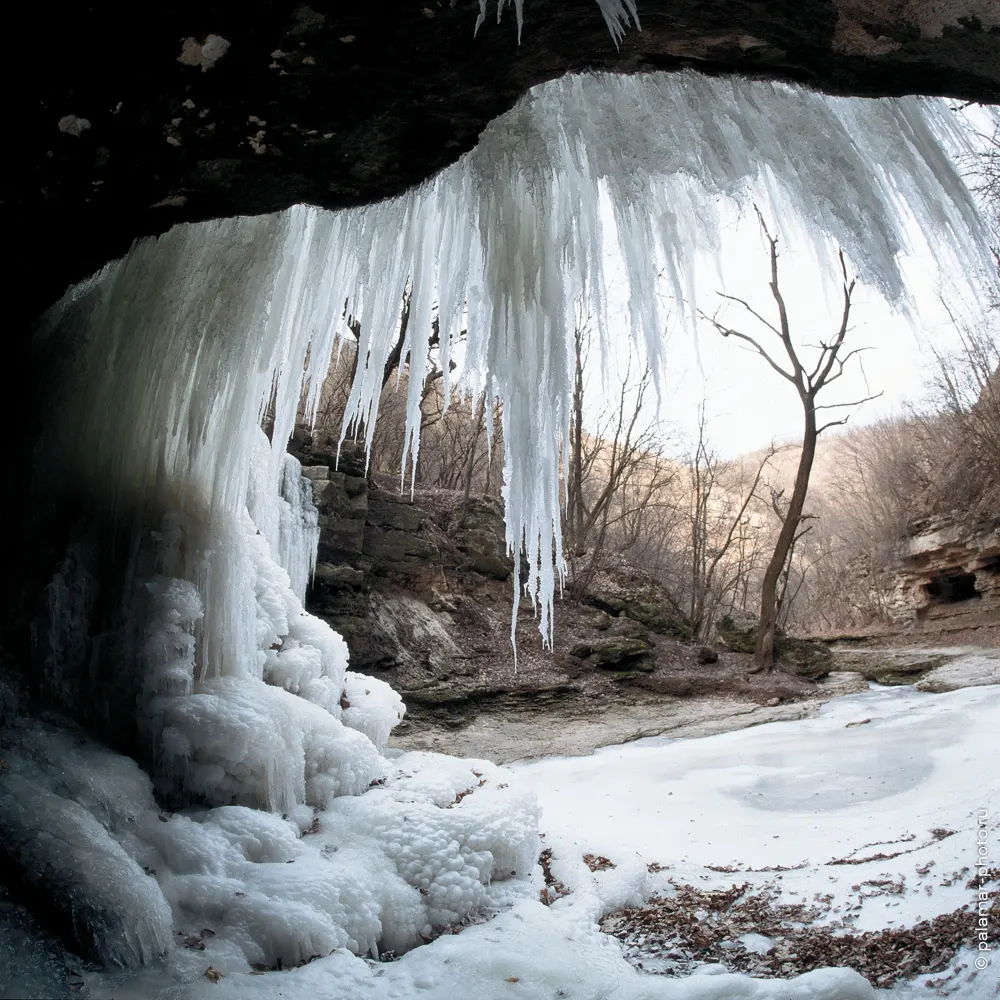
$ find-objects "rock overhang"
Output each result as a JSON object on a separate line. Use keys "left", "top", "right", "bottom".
{"left": 5, "top": 0, "right": 1000, "bottom": 328}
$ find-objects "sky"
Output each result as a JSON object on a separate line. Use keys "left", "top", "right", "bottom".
{"left": 594, "top": 199, "right": 993, "bottom": 459}
{"left": 607, "top": 102, "right": 1000, "bottom": 459}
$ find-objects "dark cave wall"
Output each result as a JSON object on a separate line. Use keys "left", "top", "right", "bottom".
{"left": 5, "top": 0, "right": 1000, "bottom": 330}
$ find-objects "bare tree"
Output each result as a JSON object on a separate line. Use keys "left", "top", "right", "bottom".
{"left": 929, "top": 319, "right": 1000, "bottom": 491}
{"left": 703, "top": 213, "right": 881, "bottom": 670}
{"left": 564, "top": 325, "right": 676, "bottom": 598}
{"left": 681, "top": 406, "right": 774, "bottom": 638}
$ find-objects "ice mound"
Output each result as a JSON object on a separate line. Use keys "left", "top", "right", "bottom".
{"left": 152, "top": 674, "right": 387, "bottom": 810}
{"left": 5, "top": 462, "right": 530, "bottom": 974}
{"left": 341, "top": 672, "right": 406, "bottom": 751}
{"left": 0, "top": 722, "right": 539, "bottom": 977}
{"left": 0, "top": 723, "right": 173, "bottom": 968}
{"left": 140, "top": 489, "right": 402, "bottom": 812}
{"left": 126, "top": 755, "right": 537, "bottom": 972}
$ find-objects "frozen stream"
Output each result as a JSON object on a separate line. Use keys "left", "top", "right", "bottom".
{"left": 2, "top": 682, "right": 997, "bottom": 999}
{"left": 511, "top": 682, "right": 1000, "bottom": 996}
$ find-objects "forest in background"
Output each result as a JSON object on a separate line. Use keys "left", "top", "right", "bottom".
{"left": 301, "top": 310, "right": 997, "bottom": 640}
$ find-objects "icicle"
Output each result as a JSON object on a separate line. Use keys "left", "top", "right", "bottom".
{"left": 24, "top": 65, "right": 997, "bottom": 979}
{"left": 475, "top": 0, "right": 638, "bottom": 44}
{"left": 277, "top": 453, "right": 320, "bottom": 603}
{"left": 334, "top": 72, "right": 994, "bottom": 653}
{"left": 595, "top": 0, "right": 640, "bottom": 45}
{"left": 42, "top": 71, "right": 995, "bottom": 680}
{"left": 476, "top": 0, "right": 525, "bottom": 41}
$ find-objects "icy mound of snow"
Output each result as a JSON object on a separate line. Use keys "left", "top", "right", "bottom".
{"left": 154, "top": 675, "right": 385, "bottom": 811}
{"left": 139, "top": 506, "right": 390, "bottom": 812}
{"left": 0, "top": 722, "right": 540, "bottom": 978}
{"left": 263, "top": 610, "right": 351, "bottom": 717}
{"left": 0, "top": 724, "right": 173, "bottom": 968}
{"left": 342, "top": 672, "right": 406, "bottom": 750}
{"left": 118, "top": 754, "right": 539, "bottom": 972}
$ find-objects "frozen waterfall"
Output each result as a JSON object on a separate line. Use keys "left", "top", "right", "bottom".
{"left": 15, "top": 68, "right": 996, "bottom": 981}
{"left": 34, "top": 66, "right": 995, "bottom": 813}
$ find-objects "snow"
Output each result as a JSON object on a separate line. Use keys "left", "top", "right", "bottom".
{"left": 342, "top": 672, "right": 406, "bottom": 751}
{"left": 3, "top": 685, "right": 996, "bottom": 997}
{"left": 510, "top": 683, "right": 1000, "bottom": 997}
{"left": 511, "top": 684, "right": 998, "bottom": 886}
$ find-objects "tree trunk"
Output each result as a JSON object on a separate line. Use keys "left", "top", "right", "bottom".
{"left": 754, "top": 403, "right": 817, "bottom": 670}
{"left": 459, "top": 396, "right": 486, "bottom": 525}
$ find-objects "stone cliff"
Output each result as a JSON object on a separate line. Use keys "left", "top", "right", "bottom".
{"left": 895, "top": 513, "right": 1000, "bottom": 631}
{"left": 287, "top": 432, "right": 833, "bottom": 726}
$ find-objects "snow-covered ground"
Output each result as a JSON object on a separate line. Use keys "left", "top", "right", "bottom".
{"left": 512, "top": 682, "right": 1000, "bottom": 997}
{"left": 18, "top": 681, "right": 983, "bottom": 1000}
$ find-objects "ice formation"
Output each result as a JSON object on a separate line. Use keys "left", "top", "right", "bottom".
{"left": 18, "top": 68, "right": 997, "bottom": 989}
{"left": 330, "top": 72, "right": 993, "bottom": 651}
{"left": 477, "top": 0, "right": 640, "bottom": 44}
{"left": 0, "top": 716, "right": 539, "bottom": 977}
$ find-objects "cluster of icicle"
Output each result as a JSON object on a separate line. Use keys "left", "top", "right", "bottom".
{"left": 333, "top": 71, "right": 994, "bottom": 654}
{"left": 25, "top": 67, "right": 995, "bottom": 974}
{"left": 50, "top": 71, "right": 994, "bottom": 671}
{"left": 477, "top": 0, "right": 640, "bottom": 43}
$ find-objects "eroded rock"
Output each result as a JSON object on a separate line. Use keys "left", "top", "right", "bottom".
{"left": 570, "top": 637, "right": 654, "bottom": 668}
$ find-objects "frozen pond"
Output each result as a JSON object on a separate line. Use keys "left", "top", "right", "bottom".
{"left": 512, "top": 684, "right": 998, "bottom": 873}
{"left": 511, "top": 682, "right": 1000, "bottom": 995}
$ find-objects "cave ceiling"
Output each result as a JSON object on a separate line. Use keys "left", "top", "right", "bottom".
{"left": 5, "top": 0, "right": 1000, "bottom": 326}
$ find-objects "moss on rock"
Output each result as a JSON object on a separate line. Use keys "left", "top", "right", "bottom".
{"left": 715, "top": 614, "right": 831, "bottom": 680}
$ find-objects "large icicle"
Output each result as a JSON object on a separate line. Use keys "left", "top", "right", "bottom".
{"left": 336, "top": 71, "right": 996, "bottom": 651}
{"left": 41, "top": 71, "right": 996, "bottom": 691}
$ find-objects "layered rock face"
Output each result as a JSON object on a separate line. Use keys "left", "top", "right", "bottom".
{"left": 896, "top": 514, "right": 1000, "bottom": 630}
{"left": 287, "top": 434, "right": 514, "bottom": 683}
